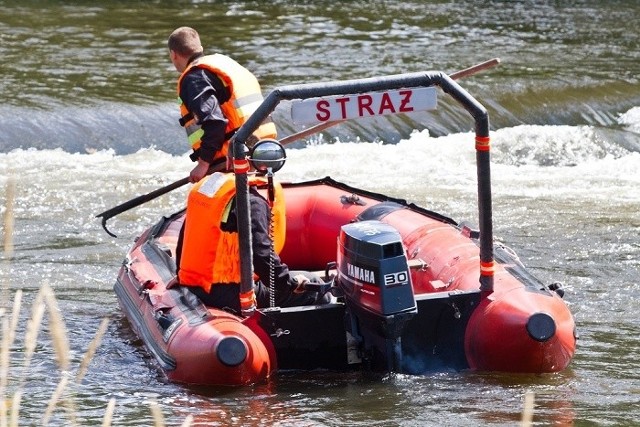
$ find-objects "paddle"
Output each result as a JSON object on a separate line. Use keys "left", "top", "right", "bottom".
{"left": 96, "top": 57, "right": 500, "bottom": 237}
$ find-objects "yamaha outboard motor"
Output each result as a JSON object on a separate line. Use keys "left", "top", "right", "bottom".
{"left": 336, "top": 220, "right": 417, "bottom": 371}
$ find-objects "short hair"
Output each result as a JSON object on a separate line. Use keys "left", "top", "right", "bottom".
{"left": 168, "top": 27, "right": 203, "bottom": 56}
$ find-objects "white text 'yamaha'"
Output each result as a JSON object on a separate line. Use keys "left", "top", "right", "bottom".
{"left": 347, "top": 263, "right": 375, "bottom": 284}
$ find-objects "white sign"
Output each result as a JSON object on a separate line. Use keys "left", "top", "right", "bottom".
{"left": 291, "top": 87, "right": 437, "bottom": 125}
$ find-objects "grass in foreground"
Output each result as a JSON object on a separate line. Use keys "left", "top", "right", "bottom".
{"left": 0, "top": 285, "right": 196, "bottom": 426}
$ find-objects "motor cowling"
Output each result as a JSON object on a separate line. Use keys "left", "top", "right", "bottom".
{"left": 337, "top": 220, "right": 416, "bottom": 318}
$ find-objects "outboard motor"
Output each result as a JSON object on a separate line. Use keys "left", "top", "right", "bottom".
{"left": 336, "top": 220, "right": 417, "bottom": 371}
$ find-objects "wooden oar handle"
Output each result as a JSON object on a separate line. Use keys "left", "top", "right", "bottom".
{"left": 449, "top": 58, "right": 500, "bottom": 80}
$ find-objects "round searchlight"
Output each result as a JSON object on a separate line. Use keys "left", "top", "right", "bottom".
{"left": 249, "top": 139, "right": 286, "bottom": 173}
{"left": 526, "top": 312, "right": 556, "bottom": 342}
{"left": 216, "top": 336, "right": 248, "bottom": 367}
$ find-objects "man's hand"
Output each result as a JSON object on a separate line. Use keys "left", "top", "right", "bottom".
{"left": 189, "top": 159, "right": 210, "bottom": 183}
{"left": 226, "top": 150, "right": 233, "bottom": 171}
{"left": 292, "top": 274, "right": 310, "bottom": 294}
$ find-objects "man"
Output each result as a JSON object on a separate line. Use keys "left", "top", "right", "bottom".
{"left": 167, "top": 26, "right": 276, "bottom": 183}
{"left": 177, "top": 172, "right": 329, "bottom": 314}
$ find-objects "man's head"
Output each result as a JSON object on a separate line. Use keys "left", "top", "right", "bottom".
{"left": 168, "top": 26, "right": 204, "bottom": 72}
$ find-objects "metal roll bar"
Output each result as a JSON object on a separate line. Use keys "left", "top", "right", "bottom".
{"left": 232, "top": 72, "right": 494, "bottom": 311}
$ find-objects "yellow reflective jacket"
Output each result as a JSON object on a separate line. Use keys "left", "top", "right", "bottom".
{"left": 177, "top": 54, "right": 277, "bottom": 161}
{"left": 178, "top": 172, "right": 286, "bottom": 294}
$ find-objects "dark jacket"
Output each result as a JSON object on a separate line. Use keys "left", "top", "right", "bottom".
{"left": 179, "top": 53, "right": 229, "bottom": 162}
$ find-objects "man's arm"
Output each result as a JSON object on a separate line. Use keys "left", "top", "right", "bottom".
{"left": 180, "top": 69, "right": 229, "bottom": 180}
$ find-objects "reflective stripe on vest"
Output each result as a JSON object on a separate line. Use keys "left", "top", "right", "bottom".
{"left": 178, "top": 172, "right": 286, "bottom": 293}
{"left": 177, "top": 54, "right": 277, "bottom": 160}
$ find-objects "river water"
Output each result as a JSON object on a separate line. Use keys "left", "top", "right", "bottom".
{"left": 0, "top": 1, "right": 638, "bottom": 426}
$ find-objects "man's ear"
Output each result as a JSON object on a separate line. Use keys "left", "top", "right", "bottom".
{"left": 169, "top": 49, "right": 185, "bottom": 72}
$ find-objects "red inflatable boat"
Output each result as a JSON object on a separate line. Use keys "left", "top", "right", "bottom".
{"left": 106, "top": 62, "right": 577, "bottom": 386}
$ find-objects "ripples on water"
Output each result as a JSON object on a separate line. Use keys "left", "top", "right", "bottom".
{"left": 1, "top": 1, "right": 639, "bottom": 425}
{"left": 1, "top": 0, "right": 639, "bottom": 153}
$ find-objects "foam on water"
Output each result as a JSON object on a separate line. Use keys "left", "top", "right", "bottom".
{"left": 278, "top": 116, "right": 639, "bottom": 205}
{"left": 2, "top": 110, "right": 638, "bottom": 217}
{"left": 619, "top": 106, "right": 640, "bottom": 134}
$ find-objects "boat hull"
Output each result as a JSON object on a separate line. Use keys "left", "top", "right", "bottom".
{"left": 115, "top": 214, "right": 276, "bottom": 386}
{"left": 114, "top": 177, "right": 576, "bottom": 385}
{"left": 279, "top": 178, "right": 576, "bottom": 373}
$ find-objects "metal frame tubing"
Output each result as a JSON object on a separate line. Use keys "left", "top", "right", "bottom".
{"left": 232, "top": 71, "right": 494, "bottom": 301}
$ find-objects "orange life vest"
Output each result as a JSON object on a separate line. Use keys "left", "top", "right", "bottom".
{"left": 177, "top": 54, "right": 277, "bottom": 161}
{"left": 178, "top": 172, "right": 286, "bottom": 294}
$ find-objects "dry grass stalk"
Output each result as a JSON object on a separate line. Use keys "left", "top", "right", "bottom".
{"left": 41, "top": 284, "right": 71, "bottom": 372}
{"left": 41, "top": 375, "right": 79, "bottom": 427}
{"left": 22, "top": 287, "right": 46, "bottom": 380}
{"left": 42, "top": 284, "right": 79, "bottom": 426}
{"left": 2, "top": 177, "right": 15, "bottom": 258}
{"left": 41, "top": 375, "right": 69, "bottom": 425}
{"left": 101, "top": 398, "right": 116, "bottom": 427}
{"left": 1, "top": 291, "right": 21, "bottom": 427}
{"left": 1, "top": 316, "right": 9, "bottom": 427}
{"left": 60, "top": 392, "right": 79, "bottom": 427}
{"left": 76, "top": 317, "right": 109, "bottom": 383}
{"left": 9, "top": 391, "right": 21, "bottom": 427}
{"left": 20, "top": 285, "right": 79, "bottom": 426}
{"left": 1, "top": 291, "right": 22, "bottom": 385}
{"left": 14, "top": 293, "right": 44, "bottom": 424}
{"left": 8, "top": 290, "right": 22, "bottom": 353}
{"left": 149, "top": 399, "right": 165, "bottom": 427}
{"left": 521, "top": 390, "right": 535, "bottom": 426}
{"left": 179, "top": 414, "right": 194, "bottom": 427}
{"left": 2, "top": 177, "right": 16, "bottom": 315}
{"left": 0, "top": 281, "right": 184, "bottom": 426}
{"left": 0, "top": 398, "right": 6, "bottom": 427}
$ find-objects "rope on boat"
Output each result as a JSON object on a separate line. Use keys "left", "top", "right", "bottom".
{"left": 267, "top": 170, "right": 276, "bottom": 308}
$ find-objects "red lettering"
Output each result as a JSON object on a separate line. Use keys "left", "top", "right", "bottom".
{"left": 358, "top": 95, "right": 374, "bottom": 116}
{"left": 399, "top": 90, "right": 414, "bottom": 112}
{"left": 378, "top": 92, "right": 396, "bottom": 115}
{"left": 316, "top": 100, "right": 331, "bottom": 121}
{"left": 335, "top": 98, "right": 350, "bottom": 119}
